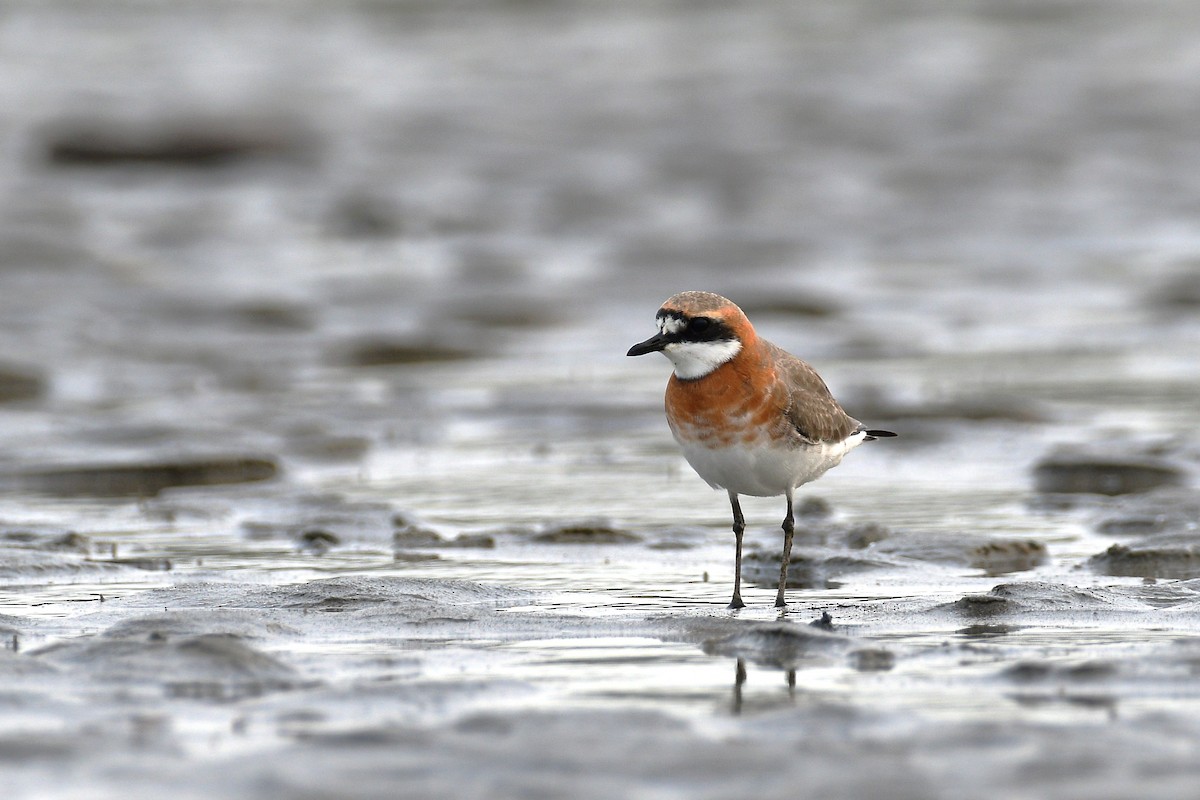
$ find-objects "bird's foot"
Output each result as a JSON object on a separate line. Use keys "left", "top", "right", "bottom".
{"left": 728, "top": 596, "right": 746, "bottom": 610}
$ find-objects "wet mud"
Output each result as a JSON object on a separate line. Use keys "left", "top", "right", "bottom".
{"left": 14, "top": 457, "right": 279, "bottom": 497}
{"left": 3, "top": 1, "right": 1200, "bottom": 798}
{"left": 1034, "top": 454, "right": 1184, "bottom": 496}
{"left": 42, "top": 117, "right": 307, "bottom": 168}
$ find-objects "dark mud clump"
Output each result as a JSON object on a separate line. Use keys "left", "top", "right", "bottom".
{"left": 849, "top": 648, "right": 896, "bottom": 672}
{"left": 287, "top": 433, "right": 371, "bottom": 462}
{"left": 0, "top": 529, "right": 89, "bottom": 552}
{"left": 231, "top": 301, "right": 316, "bottom": 331}
{"left": 0, "top": 528, "right": 131, "bottom": 578}
{"left": 298, "top": 529, "right": 341, "bottom": 554}
{"left": 843, "top": 522, "right": 890, "bottom": 549}
{"left": 325, "top": 192, "right": 405, "bottom": 239}
{"left": 530, "top": 521, "right": 642, "bottom": 544}
{"left": 1147, "top": 270, "right": 1200, "bottom": 313}
{"left": 337, "top": 338, "right": 480, "bottom": 367}
{"left": 16, "top": 457, "right": 279, "bottom": 497}
{"left": 948, "top": 582, "right": 1143, "bottom": 618}
{"left": 809, "top": 611, "right": 836, "bottom": 631}
{"left": 741, "top": 550, "right": 883, "bottom": 590}
{"left": 969, "top": 540, "right": 1049, "bottom": 576}
{"left": 391, "top": 524, "right": 443, "bottom": 548}
{"left": 444, "top": 297, "right": 566, "bottom": 330}
{"left": 989, "top": 582, "right": 1122, "bottom": 608}
{"left": 869, "top": 531, "right": 1047, "bottom": 575}
{"left": 952, "top": 593, "right": 1012, "bottom": 618}
{"left": 393, "top": 525, "right": 495, "bottom": 549}
{"left": 0, "top": 550, "right": 125, "bottom": 578}
{"left": 104, "top": 556, "right": 173, "bottom": 571}
{"left": 752, "top": 520, "right": 890, "bottom": 550}
{"left": 795, "top": 496, "right": 834, "bottom": 519}
{"left": 43, "top": 117, "right": 306, "bottom": 168}
{"left": 1033, "top": 454, "right": 1184, "bottom": 495}
{"left": 1089, "top": 543, "right": 1200, "bottom": 580}
{"left": 1002, "top": 660, "right": 1118, "bottom": 683}
{"left": 0, "top": 364, "right": 45, "bottom": 403}
{"left": 957, "top": 624, "right": 1022, "bottom": 638}
{"left": 735, "top": 293, "right": 841, "bottom": 319}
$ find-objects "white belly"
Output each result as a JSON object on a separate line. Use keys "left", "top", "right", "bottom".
{"left": 677, "top": 432, "right": 867, "bottom": 497}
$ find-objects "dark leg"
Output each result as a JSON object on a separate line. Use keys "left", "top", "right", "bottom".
{"left": 775, "top": 489, "right": 795, "bottom": 607}
{"left": 728, "top": 491, "right": 746, "bottom": 609}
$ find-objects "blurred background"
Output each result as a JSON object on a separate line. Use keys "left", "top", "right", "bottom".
{"left": 2, "top": 0, "right": 1198, "bottom": 482}
{"left": 4, "top": 2, "right": 1200, "bottom": 797}
{"left": 0, "top": 0, "right": 1197, "bottom": 583}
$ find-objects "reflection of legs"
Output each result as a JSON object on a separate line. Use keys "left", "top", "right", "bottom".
{"left": 775, "top": 489, "right": 795, "bottom": 607}
{"left": 728, "top": 492, "right": 746, "bottom": 609}
{"left": 732, "top": 658, "right": 746, "bottom": 714}
{"left": 734, "top": 660, "right": 797, "bottom": 712}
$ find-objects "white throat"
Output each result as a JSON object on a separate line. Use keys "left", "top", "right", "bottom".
{"left": 662, "top": 339, "right": 742, "bottom": 379}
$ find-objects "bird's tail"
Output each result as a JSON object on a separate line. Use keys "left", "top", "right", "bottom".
{"left": 863, "top": 429, "right": 897, "bottom": 442}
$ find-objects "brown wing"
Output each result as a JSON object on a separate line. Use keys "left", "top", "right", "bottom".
{"left": 764, "top": 341, "right": 862, "bottom": 444}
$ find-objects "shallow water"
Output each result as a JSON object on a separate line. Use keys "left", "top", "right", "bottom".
{"left": 3, "top": 1, "right": 1200, "bottom": 798}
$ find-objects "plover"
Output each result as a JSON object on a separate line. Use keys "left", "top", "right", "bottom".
{"left": 627, "top": 291, "right": 895, "bottom": 608}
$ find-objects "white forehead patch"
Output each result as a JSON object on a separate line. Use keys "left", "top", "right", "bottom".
{"left": 658, "top": 315, "right": 685, "bottom": 335}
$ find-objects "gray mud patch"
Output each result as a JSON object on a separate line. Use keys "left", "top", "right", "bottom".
{"left": 1089, "top": 542, "right": 1200, "bottom": 580}
{"left": 870, "top": 531, "right": 1049, "bottom": 575}
{"left": 33, "top": 633, "right": 300, "bottom": 700}
{"left": 112, "top": 576, "right": 534, "bottom": 617}
{"left": 742, "top": 549, "right": 884, "bottom": 590}
{"left": 14, "top": 458, "right": 279, "bottom": 497}
{"left": 1090, "top": 488, "right": 1200, "bottom": 538}
{"left": 335, "top": 338, "right": 482, "bottom": 367}
{"left": 701, "top": 621, "right": 854, "bottom": 670}
{"left": 0, "top": 529, "right": 132, "bottom": 578}
{"left": 945, "top": 580, "right": 1200, "bottom": 620}
{"left": 393, "top": 525, "right": 496, "bottom": 550}
{"left": 42, "top": 116, "right": 308, "bottom": 167}
{"left": 1033, "top": 454, "right": 1185, "bottom": 495}
{"left": 0, "top": 365, "right": 45, "bottom": 403}
{"left": 741, "top": 529, "right": 1046, "bottom": 590}
{"left": 528, "top": 521, "right": 643, "bottom": 544}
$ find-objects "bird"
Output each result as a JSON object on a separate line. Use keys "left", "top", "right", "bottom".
{"left": 627, "top": 291, "right": 895, "bottom": 609}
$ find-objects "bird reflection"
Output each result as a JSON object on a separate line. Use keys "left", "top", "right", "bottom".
{"left": 731, "top": 658, "right": 797, "bottom": 715}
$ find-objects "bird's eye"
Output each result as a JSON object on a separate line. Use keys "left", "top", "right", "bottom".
{"left": 689, "top": 317, "right": 711, "bottom": 333}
